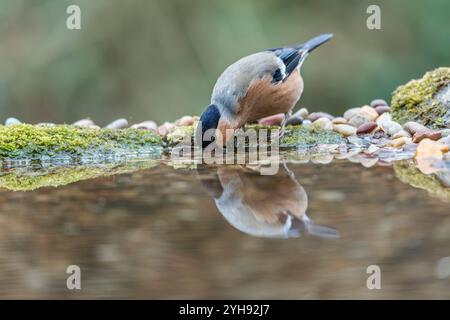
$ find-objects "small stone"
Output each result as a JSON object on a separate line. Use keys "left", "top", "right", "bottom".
{"left": 349, "top": 114, "right": 370, "bottom": 127}
{"left": 441, "top": 136, "right": 450, "bottom": 147}
{"left": 356, "top": 121, "right": 377, "bottom": 135}
{"left": 302, "top": 120, "right": 312, "bottom": 127}
{"left": 176, "top": 116, "right": 195, "bottom": 126}
{"left": 332, "top": 117, "right": 347, "bottom": 124}
{"left": 343, "top": 108, "right": 361, "bottom": 121}
{"left": 370, "top": 99, "right": 388, "bottom": 108}
{"left": 73, "top": 119, "right": 95, "bottom": 128}
{"left": 359, "top": 105, "right": 379, "bottom": 121}
{"left": 106, "top": 118, "right": 128, "bottom": 129}
{"left": 5, "top": 117, "right": 21, "bottom": 126}
{"left": 403, "top": 121, "right": 429, "bottom": 135}
{"left": 286, "top": 115, "right": 303, "bottom": 126}
{"left": 360, "top": 157, "right": 378, "bottom": 168}
{"left": 308, "top": 112, "right": 334, "bottom": 122}
{"left": 365, "top": 144, "right": 380, "bottom": 154}
{"left": 412, "top": 130, "right": 442, "bottom": 143}
{"left": 157, "top": 122, "right": 175, "bottom": 136}
{"left": 388, "top": 137, "right": 409, "bottom": 148}
{"left": 374, "top": 105, "right": 390, "bottom": 115}
{"left": 415, "top": 139, "right": 448, "bottom": 174}
{"left": 131, "top": 121, "right": 158, "bottom": 131}
{"left": 392, "top": 130, "right": 411, "bottom": 139}
{"left": 333, "top": 124, "right": 357, "bottom": 137}
{"left": 311, "top": 154, "right": 334, "bottom": 164}
{"left": 258, "top": 113, "right": 285, "bottom": 126}
{"left": 439, "top": 129, "right": 450, "bottom": 137}
{"left": 375, "top": 112, "right": 391, "bottom": 126}
{"left": 313, "top": 117, "right": 333, "bottom": 130}
{"left": 36, "top": 122, "right": 56, "bottom": 127}
{"left": 295, "top": 108, "right": 309, "bottom": 119}
{"left": 385, "top": 121, "right": 403, "bottom": 136}
{"left": 87, "top": 125, "right": 101, "bottom": 130}
{"left": 377, "top": 113, "right": 402, "bottom": 135}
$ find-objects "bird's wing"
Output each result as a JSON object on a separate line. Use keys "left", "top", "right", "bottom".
{"left": 268, "top": 47, "right": 304, "bottom": 83}
{"left": 211, "top": 51, "right": 284, "bottom": 115}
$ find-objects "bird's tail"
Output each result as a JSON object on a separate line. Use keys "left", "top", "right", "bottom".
{"left": 297, "top": 33, "right": 333, "bottom": 53}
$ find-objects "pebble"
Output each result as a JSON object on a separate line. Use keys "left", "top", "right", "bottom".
{"left": 258, "top": 113, "right": 285, "bottom": 126}
{"left": 106, "top": 118, "right": 128, "bottom": 129}
{"left": 5, "top": 117, "right": 21, "bottom": 126}
{"left": 176, "top": 115, "right": 196, "bottom": 126}
{"left": 157, "top": 122, "right": 175, "bottom": 136}
{"left": 376, "top": 113, "right": 402, "bottom": 135}
{"left": 332, "top": 117, "right": 347, "bottom": 124}
{"left": 375, "top": 112, "right": 391, "bottom": 126}
{"left": 385, "top": 121, "right": 403, "bottom": 136}
{"left": 370, "top": 99, "right": 388, "bottom": 108}
{"left": 359, "top": 105, "right": 379, "bottom": 121}
{"left": 412, "top": 130, "right": 441, "bottom": 143}
{"left": 36, "top": 122, "right": 56, "bottom": 127}
{"left": 403, "top": 121, "right": 429, "bottom": 135}
{"left": 356, "top": 121, "right": 377, "bottom": 135}
{"left": 311, "top": 154, "right": 334, "bottom": 164}
{"left": 308, "top": 112, "right": 334, "bottom": 122}
{"left": 360, "top": 157, "right": 378, "bottom": 168}
{"left": 73, "top": 119, "right": 95, "bottom": 128}
{"left": 313, "top": 117, "right": 333, "bottom": 130}
{"left": 374, "top": 105, "right": 390, "bottom": 115}
{"left": 439, "top": 129, "right": 450, "bottom": 137}
{"left": 349, "top": 114, "right": 371, "bottom": 127}
{"left": 302, "top": 119, "right": 312, "bottom": 127}
{"left": 295, "top": 108, "right": 309, "bottom": 119}
{"left": 131, "top": 121, "right": 158, "bottom": 131}
{"left": 392, "top": 130, "right": 411, "bottom": 139}
{"left": 333, "top": 124, "right": 357, "bottom": 137}
{"left": 415, "top": 139, "right": 448, "bottom": 174}
{"left": 286, "top": 115, "right": 303, "bottom": 126}
{"left": 343, "top": 108, "right": 361, "bottom": 121}
{"left": 441, "top": 136, "right": 450, "bottom": 147}
{"left": 87, "top": 125, "right": 100, "bottom": 130}
{"left": 388, "top": 137, "right": 410, "bottom": 148}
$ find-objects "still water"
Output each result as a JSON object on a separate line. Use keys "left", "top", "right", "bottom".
{"left": 0, "top": 158, "right": 449, "bottom": 299}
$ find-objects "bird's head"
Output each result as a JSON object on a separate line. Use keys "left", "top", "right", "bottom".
{"left": 196, "top": 104, "right": 234, "bottom": 149}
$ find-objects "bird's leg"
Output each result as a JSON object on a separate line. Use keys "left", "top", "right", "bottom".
{"left": 278, "top": 111, "right": 292, "bottom": 139}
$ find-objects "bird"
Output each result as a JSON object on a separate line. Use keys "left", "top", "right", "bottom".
{"left": 197, "top": 164, "right": 338, "bottom": 239}
{"left": 196, "top": 33, "right": 333, "bottom": 148}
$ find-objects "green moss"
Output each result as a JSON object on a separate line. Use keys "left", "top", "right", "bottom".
{"left": 280, "top": 125, "right": 344, "bottom": 148}
{"left": 391, "top": 67, "right": 450, "bottom": 127}
{"left": 166, "top": 125, "right": 196, "bottom": 145}
{"left": 0, "top": 160, "right": 158, "bottom": 191}
{"left": 169, "top": 124, "right": 344, "bottom": 148}
{"left": 394, "top": 161, "right": 450, "bottom": 201}
{"left": 0, "top": 124, "right": 163, "bottom": 160}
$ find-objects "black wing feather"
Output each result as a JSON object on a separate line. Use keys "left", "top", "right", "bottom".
{"left": 269, "top": 47, "right": 302, "bottom": 83}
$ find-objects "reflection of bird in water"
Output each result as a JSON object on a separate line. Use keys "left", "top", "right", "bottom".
{"left": 198, "top": 164, "right": 338, "bottom": 239}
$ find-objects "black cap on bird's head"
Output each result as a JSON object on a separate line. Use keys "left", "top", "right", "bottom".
{"left": 196, "top": 104, "right": 221, "bottom": 149}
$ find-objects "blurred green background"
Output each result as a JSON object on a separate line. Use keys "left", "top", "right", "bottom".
{"left": 0, "top": 0, "right": 448, "bottom": 125}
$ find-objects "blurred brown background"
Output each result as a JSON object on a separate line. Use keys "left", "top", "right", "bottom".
{"left": 0, "top": 0, "right": 448, "bottom": 125}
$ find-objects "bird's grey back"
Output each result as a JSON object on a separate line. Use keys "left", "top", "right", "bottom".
{"left": 211, "top": 51, "right": 282, "bottom": 119}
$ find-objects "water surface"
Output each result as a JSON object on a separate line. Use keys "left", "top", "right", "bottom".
{"left": 0, "top": 159, "right": 450, "bottom": 299}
